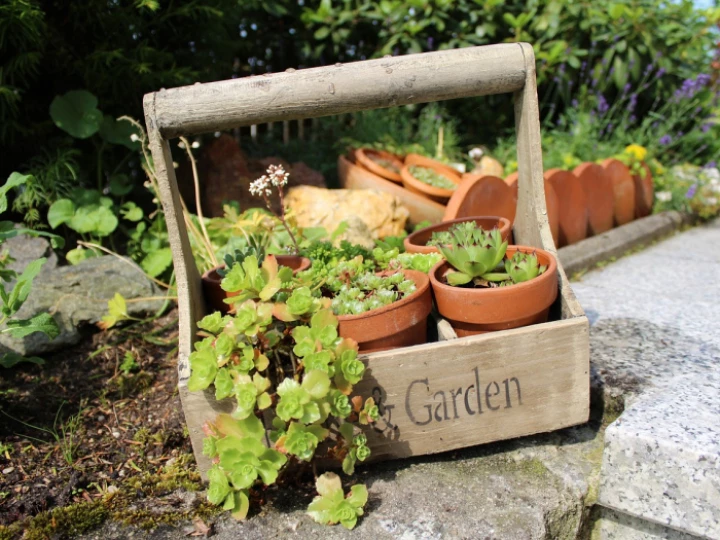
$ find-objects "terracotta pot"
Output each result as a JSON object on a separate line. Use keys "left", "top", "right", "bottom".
{"left": 443, "top": 174, "right": 517, "bottom": 224}
{"left": 403, "top": 216, "right": 512, "bottom": 255}
{"left": 504, "top": 172, "right": 560, "bottom": 246}
{"left": 338, "top": 269, "right": 432, "bottom": 353}
{"left": 354, "top": 148, "right": 404, "bottom": 183}
{"left": 633, "top": 162, "right": 654, "bottom": 218}
{"left": 602, "top": 158, "right": 636, "bottom": 226}
{"left": 405, "top": 153, "right": 461, "bottom": 180}
{"left": 573, "top": 162, "right": 614, "bottom": 236}
{"left": 544, "top": 168, "right": 588, "bottom": 247}
{"left": 201, "top": 255, "right": 311, "bottom": 314}
{"left": 338, "top": 155, "right": 445, "bottom": 227}
{"left": 400, "top": 163, "right": 462, "bottom": 203}
{"left": 430, "top": 246, "right": 558, "bottom": 337}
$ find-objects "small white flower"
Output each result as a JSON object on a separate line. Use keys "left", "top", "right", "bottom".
{"left": 177, "top": 141, "right": 186, "bottom": 149}
{"left": 130, "top": 133, "right": 140, "bottom": 142}
{"left": 266, "top": 164, "right": 289, "bottom": 187}
{"left": 468, "top": 147, "right": 484, "bottom": 161}
{"left": 172, "top": 161, "right": 179, "bottom": 169}
{"left": 656, "top": 191, "right": 672, "bottom": 202}
{"left": 705, "top": 197, "right": 718, "bottom": 206}
{"left": 191, "top": 140, "right": 200, "bottom": 149}
{"left": 249, "top": 176, "right": 271, "bottom": 197}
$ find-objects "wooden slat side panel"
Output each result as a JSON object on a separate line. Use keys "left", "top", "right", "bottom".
{"left": 152, "top": 44, "right": 526, "bottom": 137}
{"left": 356, "top": 317, "right": 590, "bottom": 460}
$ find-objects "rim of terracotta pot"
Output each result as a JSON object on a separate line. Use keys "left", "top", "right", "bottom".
{"left": 429, "top": 246, "right": 558, "bottom": 325}
{"left": 400, "top": 163, "right": 461, "bottom": 202}
{"left": 354, "top": 148, "right": 404, "bottom": 183}
{"left": 405, "top": 153, "right": 462, "bottom": 179}
{"left": 201, "top": 254, "right": 311, "bottom": 285}
{"left": 403, "top": 216, "right": 512, "bottom": 255}
{"left": 337, "top": 269, "right": 431, "bottom": 342}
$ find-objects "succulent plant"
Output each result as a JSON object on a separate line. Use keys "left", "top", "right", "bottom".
{"left": 504, "top": 251, "right": 547, "bottom": 284}
{"left": 435, "top": 222, "right": 509, "bottom": 286}
{"left": 217, "top": 234, "right": 267, "bottom": 277}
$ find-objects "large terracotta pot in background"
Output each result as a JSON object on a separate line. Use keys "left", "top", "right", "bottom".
{"left": 354, "top": 148, "right": 404, "bottom": 183}
{"left": 544, "top": 168, "right": 588, "bottom": 247}
{"left": 444, "top": 174, "right": 516, "bottom": 224}
{"left": 405, "top": 153, "right": 461, "bottom": 180}
{"left": 400, "top": 163, "right": 462, "bottom": 203}
{"left": 430, "top": 246, "right": 558, "bottom": 337}
{"left": 202, "top": 255, "right": 311, "bottom": 314}
{"left": 403, "top": 216, "right": 512, "bottom": 255}
{"left": 602, "top": 158, "right": 636, "bottom": 226}
{"left": 633, "top": 162, "right": 654, "bottom": 218}
{"left": 573, "top": 162, "right": 614, "bottom": 236}
{"left": 504, "top": 172, "right": 560, "bottom": 246}
{"left": 338, "top": 270, "right": 432, "bottom": 353}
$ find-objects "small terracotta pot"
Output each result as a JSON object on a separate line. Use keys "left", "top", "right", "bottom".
{"left": 405, "top": 153, "right": 460, "bottom": 180}
{"left": 354, "top": 148, "right": 404, "bottom": 183}
{"left": 573, "top": 162, "right": 614, "bottom": 236}
{"left": 201, "top": 255, "right": 311, "bottom": 314}
{"left": 633, "top": 162, "right": 654, "bottom": 218}
{"left": 403, "top": 216, "right": 512, "bottom": 255}
{"left": 544, "top": 168, "right": 588, "bottom": 247}
{"left": 443, "top": 174, "right": 517, "bottom": 224}
{"left": 337, "top": 270, "right": 432, "bottom": 353}
{"left": 400, "top": 163, "right": 462, "bottom": 203}
{"left": 505, "top": 171, "right": 560, "bottom": 246}
{"left": 430, "top": 246, "right": 558, "bottom": 337}
{"left": 602, "top": 158, "right": 636, "bottom": 226}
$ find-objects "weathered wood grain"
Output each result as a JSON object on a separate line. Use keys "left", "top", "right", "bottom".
{"left": 356, "top": 317, "right": 589, "bottom": 460}
{"left": 151, "top": 44, "right": 526, "bottom": 137}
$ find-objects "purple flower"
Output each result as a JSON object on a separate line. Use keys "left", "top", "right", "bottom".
{"left": 655, "top": 51, "right": 663, "bottom": 59}
{"left": 596, "top": 93, "right": 609, "bottom": 114}
{"left": 659, "top": 135, "right": 672, "bottom": 145}
{"left": 627, "top": 94, "right": 638, "bottom": 112}
{"left": 623, "top": 83, "right": 632, "bottom": 94}
{"left": 571, "top": 99, "right": 579, "bottom": 108}
{"left": 644, "top": 64, "right": 654, "bottom": 76}
{"left": 697, "top": 73, "right": 711, "bottom": 86}
{"left": 629, "top": 114, "right": 637, "bottom": 123}
{"left": 427, "top": 37, "right": 434, "bottom": 49}
{"left": 656, "top": 68, "right": 666, "bottom": 78}
{"left": 705, "top": 161, "right": 717, "bottom": 169}
{"left": 685, "top": 184, "right": 697, "bottom": 199}
{"left": 559, "top": 63, "right": 566, "bottom": 75}
{"left": 702, "top": 124, "right": 712, "bottom": 133}
{"left": 581, "top": 61, "right": 587, "bottom": 71}
{"left": 553, "top": 76, "right": 561, "bottom": 83}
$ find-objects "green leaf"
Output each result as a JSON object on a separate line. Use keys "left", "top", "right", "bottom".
{"left": 49, "top": 90, "right": 103, "bottom": 139}
{"left": 47, "top": 199, "right": 76, "bottom": 228}
{"left": 214, "top": 368, "right": 234, "bottom": 400}
{"left": 302, "top": 370, "right": 331, "bottom": 399}
{"left": 206, "top": 466, "right": 231, "bottom": 505}
{"left": 609, "top": 4, "right": 625, "bottom": 19}
{"left": 109, "top": 174, "right": 134, "bottom": 196}
{"left": 99, "top": 115, "right": 141, "bottom": 149}
{"left": 120, "top": 202, "right": 143, "bottom": 222}
{"left": 314, "top": 27, "right": 330, "bottom": 40}
{"left": 66, "top": 247, "right": 98, "bottom": 265}
{"left": 187, "top": 348, "right": 218, "bottom": 392}
{"left": 5, "top": 313, "right": 60, "bottom": 339}
{"left": 6, "top": 258, "right": 45, "bottom": 314}
{"left": 140, "top": 248, "right": 172, "bottom": 278}
{"left": 197, "top": 312, "right": 226, "bottom": 333}
{"left": 99, "top": 292, "right": 130, "bottom": 329}
{"left": 0, "top": 352, "right": 44, "bottom": 368}
{"left": 68, "top": 206, "right": 118, "bottom": 236}
{"left": 0, "top": 173, "right": 30, "bottom": 214}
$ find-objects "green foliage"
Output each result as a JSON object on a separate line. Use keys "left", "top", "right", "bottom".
{"left": 50, "top": 91, "right": 103, "bottom": 139}
{"left": 433, "top": 223, "right": 508, "bottom": 286}
{"left": 189, "top": 256, "right": 379, "bottom": 527}
{"left": 217, "top": 234, "right": 267, "bottom": 278}
{"left": 504, "top": 252, "right": 547, "bottom": 284}
{"left": 307, "top": 473, "right": 368, "bottom": 530}
{"left": 0, "top": 173, "right": 61, "bottom": 368}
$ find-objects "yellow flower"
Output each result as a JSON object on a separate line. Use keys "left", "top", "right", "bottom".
{"left": 562, "top": 154, "right": 578, "bottom": 169}
{"left": 624, "top": 144, "right": 647, "bottom": 162}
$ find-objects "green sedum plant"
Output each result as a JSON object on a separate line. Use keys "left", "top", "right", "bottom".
{"left": 432, "top": 222, "right": 546, "bottom": 287}
{"left": 188, "top": 254, "right": 378, "bottom": 527}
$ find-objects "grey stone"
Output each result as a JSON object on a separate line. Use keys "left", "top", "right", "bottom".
{"left": 3, "top": 226, "right": 58, "bottom": 276}
{"left": 593, "top": 507, "right": 699, "bottom": 540}
{"left": 557, "top": 211, "right": 691, "bottom": 277}
{"left": 0, "top": 256, "right": 166, "bottom": 356}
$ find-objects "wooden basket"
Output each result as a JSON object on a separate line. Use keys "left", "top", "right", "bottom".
{"left": 143, "top": 43, "right": 590, "bottom": 476}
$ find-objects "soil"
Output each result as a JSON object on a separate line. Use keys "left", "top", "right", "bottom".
{"left": 0, "top": 309, "right": 215, "bottom": 539}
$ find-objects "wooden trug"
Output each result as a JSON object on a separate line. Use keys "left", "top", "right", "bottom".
{"left": 143, "top": 43, "right": 590, "bottom": 477}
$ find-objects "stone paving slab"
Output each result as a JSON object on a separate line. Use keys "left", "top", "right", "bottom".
{"left": 572, "top": 218, "right": 720, "bottom": 539}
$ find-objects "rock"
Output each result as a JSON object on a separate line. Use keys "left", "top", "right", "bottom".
{"left": 289, "top": 162, "right": 326, "bottom": 190}
{"left": 286, "top": 186, "right": 409, "bottom": 240}
{"left": 467, "top": 156, "right": 504, "bottom": 178}
{"left": 0, "top": 256, "right": 166, "bottom": 356}
{"left": 4, "top": 226, "right": 58, "bottom": 276}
